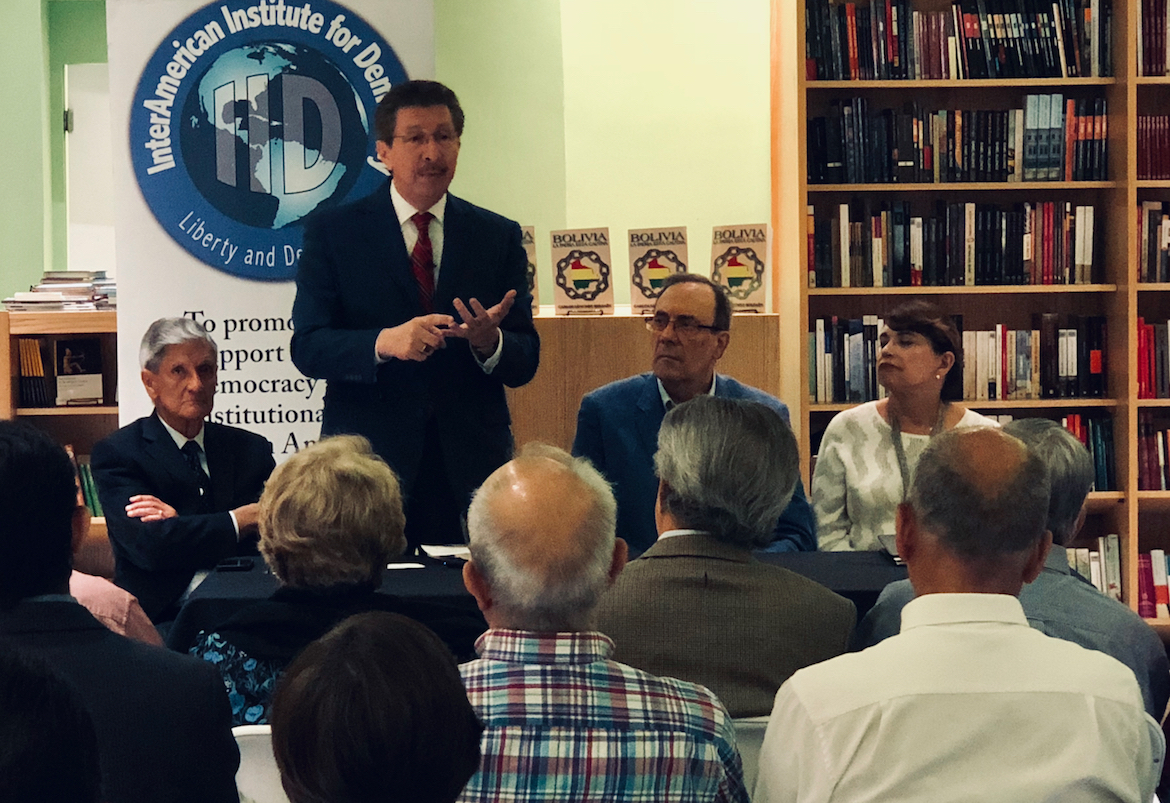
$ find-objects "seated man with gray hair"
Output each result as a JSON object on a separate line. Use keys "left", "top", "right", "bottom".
{"left": 755, "top": 427, "right": 1163, "bottom": 803}
{"left": 596, "top": 396, "right": 855, "bottom": 717}
{"left": 93, "top": 317, "right": 275, "bottom": 622}
{"left": 855, "top": 417, "right": 1170, "bottom": 721}
{"left": 458, "top": 443, "right": 748, "bottom": 803}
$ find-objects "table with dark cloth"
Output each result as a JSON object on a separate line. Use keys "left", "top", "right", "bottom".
{"left": 166, "top": 551, "right": 906, "bottom": 652}
{"left": 166, "top": 558, "right": 479, "bottom": 652}
{"left": 755, "top": 551, "right": 908, "bottom": 619}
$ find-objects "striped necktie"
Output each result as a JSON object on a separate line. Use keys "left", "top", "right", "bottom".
{"left": 410, "top": 211, "right": 436, "bottom": 312}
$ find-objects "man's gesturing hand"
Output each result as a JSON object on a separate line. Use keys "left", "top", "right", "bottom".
{"left": 450, "top": 290, "right": 517, "bottom": 357}
{"left": 376, "top": 314, "right": 456, "bottom": 362}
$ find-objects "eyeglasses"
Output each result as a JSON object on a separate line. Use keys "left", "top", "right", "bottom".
{"left": 644, "top": 314, "right": 724, "bottom": 337}
{"left": 392, "top": 130, "right": 460, "bottom": 149}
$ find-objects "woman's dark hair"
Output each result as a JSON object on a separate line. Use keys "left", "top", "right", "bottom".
{"left": 887, "top": 299, "right": 964, "bottom": 401}
{"left": 270, "top": 611, "right": 483, "bottom": 803}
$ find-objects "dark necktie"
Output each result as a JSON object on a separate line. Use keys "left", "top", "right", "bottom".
{"left": 181, "top": 440, "right": 212, "bottom": 502}
{"left": 410, "top": 211, "right": 436, "bottom": 312}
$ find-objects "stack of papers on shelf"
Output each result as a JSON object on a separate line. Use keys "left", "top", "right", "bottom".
{"left": 4, "top": 270, "right": 117, "bottom": 311}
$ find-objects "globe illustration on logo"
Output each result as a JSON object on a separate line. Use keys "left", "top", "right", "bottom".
{"left": 181, "top": 42, "right": 369, "bottom": 231}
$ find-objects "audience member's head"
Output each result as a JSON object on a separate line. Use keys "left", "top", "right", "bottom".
{"left": 0, "top": 647, "right": 101, "bottom": 803}
{"left": 465, "top": 443, "right": 623, "bottom": 632}
{"left": 138, "top": 317, "right": 219, "bottom": 436}
{"left": 900, "top": 427, "right": 1051, "bottom": 594}
{"left": 259, "top": 435, "right": 407, "bottom": 590}
{"left": 655, "top": 396, "right": 799, "bottom": 549}
{"left": 270, "top": 611, "right": 483, "bottom": 803}
{"left": 1003, "top": 418, "right": 1094, "bottom": 547}
{"left": 0, "top": 422, "right": 84, "bottom": 608}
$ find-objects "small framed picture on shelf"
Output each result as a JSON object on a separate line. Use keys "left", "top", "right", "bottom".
{"left": 55, "top": 337, "right": 103, "bottom": 406}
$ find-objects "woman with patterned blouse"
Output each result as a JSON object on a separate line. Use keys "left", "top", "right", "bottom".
{"left": 188, "top": 435, "right": 484, "bottom": 726}
{"left": 812, "top": 300, "right": 996, "bottom": 552}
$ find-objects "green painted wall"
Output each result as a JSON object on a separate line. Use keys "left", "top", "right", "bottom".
{"left": 0, "top": 1, "right": 52, "bottom": 299}
{"left": 435, "top": 0, "right": 567, "bottom": 304}
{"left": 560, "top": 0, "right": 770, "bottom": 303}
{"left": 47, "top": 0, "right": 108, "bottom": 274}
{"left": 4, "top": 0, "right": 772, "bottom": 311}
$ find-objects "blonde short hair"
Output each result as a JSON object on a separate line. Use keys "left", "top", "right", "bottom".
{"left": 258, "top": 435, "right": 407, "bottom": 589}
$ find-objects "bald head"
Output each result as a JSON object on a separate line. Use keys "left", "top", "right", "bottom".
{"left": 466, "top": 444, "right": 621, "bottom": 632}
{"left": 908, "top": 427, "right": 1050, "bottom": 559}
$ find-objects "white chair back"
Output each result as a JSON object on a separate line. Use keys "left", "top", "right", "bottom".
{"left": 233, "top": 724, "right": 290, "bottom": 803}
{"left": 733, "top": 715, "right": 770, "bottom": 794}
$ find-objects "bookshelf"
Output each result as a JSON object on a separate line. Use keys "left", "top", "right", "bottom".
{"left": 782, "top": 0, "right": 1170, "bottom": 627}
{"left": 0, "top": 310, "right": 118, "bottom": 577}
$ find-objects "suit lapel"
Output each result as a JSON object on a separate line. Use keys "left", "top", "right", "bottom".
{"left": 364, "top": 180, "right": 425, "bottom": 316}
{"left": 434, "top": 194, "right": 469, "bottom": 310}
{"left": 202, "top": 424, "right": 236, "bottom": 511}
{"left": 142, "top": 413, "right": 197, "bottom": 491}
{"left": 634, "top": 374, "right": 666, "bottom": 458}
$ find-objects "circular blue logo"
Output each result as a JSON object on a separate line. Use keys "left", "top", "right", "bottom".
{"left": 130, "top": 0, "right": 406, "bottom": 280}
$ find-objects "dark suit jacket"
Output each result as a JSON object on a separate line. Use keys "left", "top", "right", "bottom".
{"left": 290, "top": 180, "right": 539, "bottom": 503}
{"left": 572, "top": 372, "right": 818, "bottom": 554}
{"left": 92, "top": 413, "right": 275, "bottom": 621}
{"left": 0, "top": 600, "right": 239, "bottom": 803}
{"left": 596, "top": 534, "right": 856, "bottom": 717}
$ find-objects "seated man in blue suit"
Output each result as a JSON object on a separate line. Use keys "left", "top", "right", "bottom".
{"left": 93, "top": 317, "right": 275, "bottom": 623}
{"left": 573, "top": 273, "right": 816, "bottom": 554}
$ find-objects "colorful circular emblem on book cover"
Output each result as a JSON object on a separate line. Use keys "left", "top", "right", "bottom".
{"left": 631, "top": 249, "right": 687, "bottom": 300}
{"left": 556, "top": 250, "right": 610, "bottom": 301}
{"left": 130, "top": 0, "right": 406, "bottom": 281}
{"left": 712, "top": 246, "right": 765, "bottom": 299}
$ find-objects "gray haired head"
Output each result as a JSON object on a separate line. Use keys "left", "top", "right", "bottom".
{"left": 1002, "top": 418, "right": 1093, "bottom": 546}
{"left": 467, "top": 443, "right": 617, "bottom": 632}
{"left": 139, "top": 317, "right": 217, "bottom": 373}
{"left": 909, "top": 427, "right": 1050, "bottom": 558}
{"left": 655, "top": 396, "right": 799, "bottom": 550}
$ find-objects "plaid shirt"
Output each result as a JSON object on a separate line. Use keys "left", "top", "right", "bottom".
{"left": 458, "top": 629, "right": 748, "bottom": 803}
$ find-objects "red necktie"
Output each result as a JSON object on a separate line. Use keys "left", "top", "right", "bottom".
{"left": 410, "top": 211, "right": 436, "bottom": 312}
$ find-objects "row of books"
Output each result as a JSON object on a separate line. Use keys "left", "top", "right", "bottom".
{"left": 1137, "top": 411, "right": 1170, "bottom": 490}
{"left": 808, "top": 313, "right": 1107, "bottom": 404}
{"left": 1073, "top": 535, "right": 1122, "bottom": 600}
{"left": 1061, "top": 412, "right": 1117, "bottom": 493}
{"left": 805, "top": 0, "right": 1112, "bottom": 81}
{"left": 2, "top": 270, "right": 116, "bottom": 312}
{"left": 807, "top": 95, "right": 1107, "bottom": 185}
{"left": 1138, "top": 202, "right": 1170, "bottom": 283}
{"left": 1138, "top": 320, "right": 1170, "bottom": 400}
{"left": 64, "top": 446, "right": 104, "bottom": 518}
{"left": 1137, "top": 116, "right": 1170, "bottom": 181}
{"left": 1138, "top": 0, "right": 1170, "bottom": 77}
{"left": 16, "top": 336, "right": 105, "bottom": 408}
{"left": 807, "top": 200, "right": 1098, "bottom": 287}
{"left": 1138, "top": 550, "right": 1170, "bottom": 618}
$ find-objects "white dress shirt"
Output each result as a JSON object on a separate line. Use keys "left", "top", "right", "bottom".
{"left": 755, "top": 593, "right": 1164, "bottom": 803}
{"left": 386, "top": 181, "right": 503, "bottom": 372}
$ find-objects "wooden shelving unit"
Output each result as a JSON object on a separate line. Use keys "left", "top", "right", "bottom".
{"left": 0, "top": 309, "right": 118, "bottom": 577}
{"left": 780, "top": 0, "right": 1164, "bottom": 620}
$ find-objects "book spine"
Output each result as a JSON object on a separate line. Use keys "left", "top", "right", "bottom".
{"left": 1139, "top": 553, "right": 1157, "bottom": 618}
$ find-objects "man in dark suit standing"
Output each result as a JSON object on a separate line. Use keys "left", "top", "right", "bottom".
{"left": 92, "top": 317, "right": 275, "bottom": 622}
{"left": 0, "top": 421, "right": 239, "bottom": 803}
{"left": 596, "top": 396, "right": 855, "bottom": 718}
{"left": 291, "top": 80, "right": 539, "bottom": 549}
{"left": 573, "top": 273, "right": 815, "bottom": 554}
